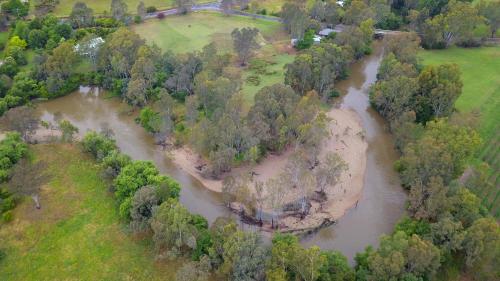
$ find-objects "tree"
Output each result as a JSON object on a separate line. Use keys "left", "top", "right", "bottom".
{"left": 398, "top": 119, "right": 481, "bottom": 188}
{"left": 58, "top": 120, "right": 79, "bottom": 142}
{"left": 151, "top": 199, "right": 198, "bottom": 255}
{"left": 343, "top": 0, "right": 374, "bottom": 25}
{"left": 422, "top": 2, "right": 484, "bottom": 48}
{"left": 283, "top": 150, "right": 315, "bottom": 216}
{"left": 1, "top": 106, "right": 39, "bottom": 142}
{"left": 318, "top": 250, "right": 355, "bottom": 281}
{"left": 81, "top": 131, "right": 117, "bottom": 160}
{"left": 176, "top": 0, "right": 194, "bottom": 14}
{"left": 43, "top": 41, "right": 80, "bottom": 94}
{"left": 370, "top": 75, "right": 418, "bottom": 122}
{"left": 125, "top": 45, "right": 161, "bottom": 106}
{"left": 384, "top": 32, "right": 421, "bottom": 66}
{"left": 8, "top": 159, "right": 50, "bottom": 209}
{"left": 69, "top": 2, "right": 94, "bottom": 28}
{"left": 463, "top": 217, "right": 500, "bottom": 277}
{"left": 218, "top": 231, "right": 268, "bottom": 281}
{"left": 111, "top": 0, "right": 128, "bottom": 22}
{"left": 175, "top": 256, "right": 211, "bottom": 281}
{"left": 365, "top": 231, "right": 441, "bottom": 280}
{"left": 281, "top": 3, "right": 309, "bottom": 39}
{"left": 130, "top": 185, "right": 160, "bottom": 232}
{"left": 478, "top": 0, "right": 500, "bottom": 38}
{"left": 248, "top": 84, "right": 299, "bottom": 151}
{"left": 285, "top": 43, "right": 352, "bottom": 96}
{"left": 294, "top": 246, "right": 325, "bottom": 281}
{"left": 98, "top": 27, "right": 145, "bottom": 80}
{"left": 137, "top": 1, "right": 146, "bottom": 20}
{"left": 417, "top": 64, "right": 462, "bottom": 121}
{"left": 430, "top": 215, "right": 465, "bottom": 255}
{"left": 1, "top": 0, "right": 29, "bottom": 18}
{"left": 231, "top": 27, "right": 261, "bottom": 66}
{"left": 408, "top": 176, "right": 449, "bottom": 221}
{"left": 314, "top": 152, "right": 347, "bottom": 196}
{"left": 165, "top": 52, "right": 202, "bottom": 95}
{"left": 27, "top": 29, "right": 48, "bottom": 49}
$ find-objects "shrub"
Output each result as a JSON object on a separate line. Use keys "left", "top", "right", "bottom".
{"left": 0, "top": 196, "right": 16, "bottom": 212}
{"left": 157, "top": 12, "right": 165, "bottom": 19}
{"left": 137, "top": 107, "right": 161, "bottom": 133}
{"left": 134, "top": 15, "right": 142, "bottom": 24}
{"left": 2, "top": 210, "right": 13, "bottom": 222}
{"left": 81, "top": 131, "right": 117, "bottom": 161}
{"left": 146, "top": 6, "right": 157, "bottom": 13}
{"left": 296, "top": 29, "right": 315, "bottom": 50}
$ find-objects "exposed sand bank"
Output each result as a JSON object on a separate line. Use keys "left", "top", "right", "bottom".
{"left": 169, "top": 108, "right": 368, "bottom": 231}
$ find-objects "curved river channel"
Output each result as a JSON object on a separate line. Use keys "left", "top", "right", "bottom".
{"left": 36, "top": 43, "right": 406, "bottom": 262}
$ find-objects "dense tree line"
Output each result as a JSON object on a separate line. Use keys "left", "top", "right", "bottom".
{"left": 363, "top": 33, "right": 500, "bottom": 281}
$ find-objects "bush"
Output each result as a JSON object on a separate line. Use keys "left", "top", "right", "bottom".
{"left": 328, "top": 89, "right": 340, "bottom": 99}
{"left": 146, "top": 6, "right": 157, "bottom": 13}
{"left": 157, "top": 12, "right": 165, "bottom": 19}
{"left": 81, "top": 131, "right": 117, "bottom": 161}
{"left": 296, "top": 30, "right": 315, "bottom": 50}
{"left": 2, "top": 210, "right": 13, "bottom": 222}
{"left": 134, "top": 15, "right": 142, "bottom": 24}
{"left": 137, "top": 107, "right": 160, "bottom": 133}
{"left": 0, "top": 196, "right": 16, "bottom": 212}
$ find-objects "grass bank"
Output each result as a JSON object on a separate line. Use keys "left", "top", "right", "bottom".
{"left": 0, "top": 144, "right": 180, "bottom": 280}
{"left": 420, "top": 46, "right": 500, "bottom": 217}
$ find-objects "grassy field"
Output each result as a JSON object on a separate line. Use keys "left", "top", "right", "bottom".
{"left": 132, "top": 11, "right": 285, "bottom": 53}
{"left": 0, "top": 144, "right": 181, "bottom": 280}
{"left": 242, "top": 51, "right": 294, "bottom": 102}
{"left": 133, "top": 11, "right": 293, "bottom": 102}
{"left": 420, "top": 46, "right": 500, "bottom": 217}
{"left": 52, "top": 0, "right": 207, "bottom": 16}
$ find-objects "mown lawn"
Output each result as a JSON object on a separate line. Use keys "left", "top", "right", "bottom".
{"left": 420, "top": 46, "right": 500, "bottom": 217}
{"left": 0, "top": 144, "right": 181, "bottom": 280}
{"left": 52, "top": 0, "right": 207, "bottom": 16}
{"left": 132, "top": 11, "right": 285, "bottom": 53}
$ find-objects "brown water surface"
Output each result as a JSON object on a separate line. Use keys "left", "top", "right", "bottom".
{"left": 301, "top": 42, "right": 407, "bottom": 261}
{"left": 35, "top": 42, "right": 406, "bottom": 263}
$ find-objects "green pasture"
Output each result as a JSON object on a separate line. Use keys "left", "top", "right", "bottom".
{"left": 132, "top": 11, "right": 284, "bottom": 53}
{"left": 0, "top": 144, "right": 181, "bottom": 280}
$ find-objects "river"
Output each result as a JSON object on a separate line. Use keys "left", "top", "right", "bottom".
{"left": 35, "top": 42, "right": 406, "bottom": 262}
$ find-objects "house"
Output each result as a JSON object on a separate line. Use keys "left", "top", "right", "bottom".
{"left": 74, "top": 37, "right": 105, "bottom": 55}
{"left": 318, "top": 28, "right": 335, "bottom": 37}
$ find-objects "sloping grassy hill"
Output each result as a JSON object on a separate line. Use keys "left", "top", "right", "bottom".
{"left": 420, "top": 46, "right": 500, "bottom": 217}
{"left": 0, "top": 144, "right": 181, "bottom": 280}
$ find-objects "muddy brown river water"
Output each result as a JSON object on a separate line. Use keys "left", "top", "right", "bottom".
{"left": 35, "top": 42, "right": 406, "bottom": 262}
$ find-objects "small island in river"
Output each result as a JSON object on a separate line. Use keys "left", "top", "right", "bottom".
{"left": 170, "top": 108, "right": 367, "bottom": 233}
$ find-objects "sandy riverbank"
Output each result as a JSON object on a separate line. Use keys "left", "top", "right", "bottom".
{"left": 169, "top": 108, "right": 367, "bottom": 231}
